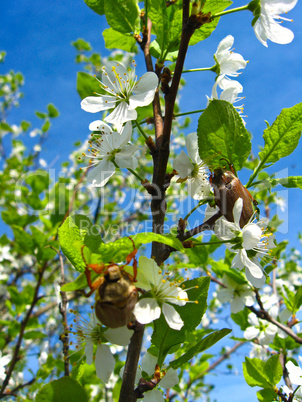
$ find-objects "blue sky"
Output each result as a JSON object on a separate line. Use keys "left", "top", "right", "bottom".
{"left": 1, "top": 1, "right": 302, "bottom": 399}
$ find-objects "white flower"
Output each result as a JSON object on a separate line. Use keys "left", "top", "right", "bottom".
{"left": 0, "top": 246, "right": 14, "bottom": 263}
{"left": 81, "top": 60, "right": 158, "bottom": 125}
{"left": 71, "top": 311, "right": 132, "bottom": 383}
{"left": 133, "top": 257, "right": 188, "bottom": 330}
{"left": 244, "top": 313, "right": 277, "bottom": 345}
{"left": 214, "top": 198, "right": 274, "bottom": 288}
{"left": 121, "top": 352, "right": 179, "bottom": 401}
{"left": 252, "top": 0, "right": 298, "bottom": 47}
{"left": 285, "top": 361, "right": 302, "bottom": 399}
{"left": 207, "top": 76, "right": 245, "bottom": 121}
{"left": 216, "top": 275, "right": 255, "bottom": 313}
{"left": 0, "top": 352, "right": 11, "bottom": 382}
{"left": 214, "top": 35, "right": 247, "bottom": 78}
{"left": 282, "top": 385, "right": 302, "bottom": 401}
{"left": 82, "top": 121, "right": 139, "bottom": 187}
{"left": 38, "top": 341, "right": 49, "bottom": 365}
{"left": 173, "top": 132, "right": 211, "bottom": 200}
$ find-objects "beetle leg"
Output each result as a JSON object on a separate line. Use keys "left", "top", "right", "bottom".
{"left": 81, "top": 276, "right": 105, "bottom": 298}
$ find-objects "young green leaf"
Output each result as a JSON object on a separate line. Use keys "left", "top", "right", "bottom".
{"left": 35, "top": 377, "right": 88, "bottom": 402}
{"left": 104, "top": 0, "right": 139, "bottom": 34}
{"left": 197, "top": 100, "right": 251, "bottom": 171}
{"left": 169, "top": 328, "right": 231, "bottom": 369}
{"left": 259, "top": 103, "right": 302, "bottom": 165}
{"left": 76, "top": 72, "right": 104, "bottom": 100}
{"left": 83, "top": 0, "right": 104, "bottom": 15}
{"left": 243, "top": 355, "right": 282, "bottom": 388}
{"left": 102, "top": 28, "right": 137, "bottom": 52}
{"left": 190, "top": 0, "right": 232, "bottom": 45}
{"left": 270, "top": 176, "right": 302, "bottom": 189}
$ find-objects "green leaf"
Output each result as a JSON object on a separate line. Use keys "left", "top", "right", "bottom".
{"left": 12, "top": 226, "right": 34, "bottom": 254}
{"left": 152, "top": 277, "right": 210, "bottom": 365}
{"left": 35, "top": 377, "right": 88, "bottom": 402}
{"left": 21, "top": 120, "right": 31, "bottom": 131}
{"left": 25, "top": 169, "right": 50, "bottom": 194}
{"left": 35, "top": 111, "right": 47, "bottom": 119}
{"left": 83, "top": 0, "right": 104, "bottom": 15}
{"left": 190, "top": 0, "right": 232, "bottom": 45}
{"left": 149, "top": 0, "right": 182, "bottom": 62}
{"left": 293, "top": 286, "right": 302, "bottom": 313}
{"left": 72, "top": 38, "right": 92, "bottom": 51}
{"left": 270, "top": 176, "right": 302, "bottom": 189}
{"left": 103, "top": 28, "right": 137, "bottom": 52}
{"left": 197, "top": 100, "right": 251, "bottom": 171}
{"left": 76, "top": 72, "right": 104, "bottom": 100}
{"left": 61, "top": 272, "right": 90, "bottom": 292}
{"left": 42, "top": 120, "right": 51, "bottom": 132}
{"left": 243, "top": 355, "right": 282, "bottom": 388}
{"left": 47, "top": 103, "right": 60, "bottom": 118}
{"left": 259, "top": 103, "right": 302, "bottom": 165}
{"left": 24, "top": 330, "right": 46, "bottom": 340}
{"left": 58, "top": 215, "right": 103, "bottom": 272}
{"left": 169, "top": 328, "right": 231, "bottom": 369}
{"left": 132, "top": 233, "right": 184, "bottom": 252}
{"left": 104, "top": 0, "right": 139, "bottom": 34}
{"left": 257, "top": 388, "right": 278, "bottom": 402}
{"left": 264, "top": 354, "right": 283, "bottom": 386}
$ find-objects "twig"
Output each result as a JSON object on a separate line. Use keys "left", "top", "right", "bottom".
{"left": 249, "top": 306, "right": 302, "bottom": 345}
{"left": 119, "top": 322, "right": 145, "bottom": 402}
{"left": 0, "top": 262, "right": 48, "bottom": 398}
{"left": 183, "top": 341, "right": 245, "bottom": 399}
{"left": 2, "top": 378, "right": 35, "bottom": 397}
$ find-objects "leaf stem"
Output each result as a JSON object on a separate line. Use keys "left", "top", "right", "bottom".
{"left": 135, "top": 119, "right": 149, "bottom": 141}
{"left": 128, "top": 168, "right": 144, "bottom": 182}
{"left": 184, "top": 197, "right": 213, "bottom": 221}
{"left": 211, "top": 4, "right": 250, "bottom": 19}
{"left": 174, "top": 109, "right": 205, "bottom": 117}
{"left": 182, "top": 66, "right": 215, "bottom": 73}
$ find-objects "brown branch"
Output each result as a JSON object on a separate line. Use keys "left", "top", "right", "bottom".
{"left": 2, "top": 378, "right": 35, "bottom": 397}
{"left": 183, "top": 341, "right": 245, "bottom": 399}
{"left": 119, "top": 322, "right": 145, "bottom": 402}
{"left": 248, "top": 306, "right": 302, "bottom": 345}
{"left": 0, "top": 262, "right": 48, "bottom": 398}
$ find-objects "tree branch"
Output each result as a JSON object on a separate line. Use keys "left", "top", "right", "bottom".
{"left": 0, "top": 262, "right": 48, "bottom": 398}
{"left": 119, "top": 322, "right": 145, "bottom": 402}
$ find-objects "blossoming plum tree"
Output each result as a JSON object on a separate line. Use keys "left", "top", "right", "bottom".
{"left": 0, "top": 0, "right": 302, "bottom": 401}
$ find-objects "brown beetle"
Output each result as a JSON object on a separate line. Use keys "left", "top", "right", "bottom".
{"left": 81, "top": 239, "right": 138, "bottom": 328}
{"left": 210, "top": 165, "right": 256, "bottom": 228}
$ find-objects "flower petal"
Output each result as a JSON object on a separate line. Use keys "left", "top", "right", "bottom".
{"left": 143, "top": 389, "right": 164, "bottom": 402}
{"left": 129, "top": 72, "right": 158, "bottom": 108}
{"left": 81, "top": 96, "right": 116, "bottom": 113}
{"left": 85, "top": 341, "right": 94, "bottom": 365}
{"left": 233, "top": 198, "right": 243, "bottom": 228}
{"left": 244, "top": 326, "right": 260, "bottom": 340}
{"left": 160, "top": 368, "right": 179, "bottom": 388}
{"left": 116, "top": 145, "right": 140, "bottom": 169}
{"left": 133, "top": 298, "right": 161, "bottom": 324}
{"left": 89, "top": 120, "right": 112, "bottom": 134}
{"left": 173, "top": 151, "right": 193, "bottom": 179}
{"left": 95, "top": 344, "right": 115, "bottom": 383}
{"left": 87, "top": 159, "right": 115, "bottom": 187}
{"left": 105, "top": 102, "right": 137, "bottom": 125}
{"left": 185, "top": 132, "right": 201, "bottom": 165}
{"left": 141, "top": 352, "right": 158, "bottom": 377}
{"left": 162, "top": 303, "right": 184, "bottom": 330}
{"left": 104, "top": 326, "right": 132, "bottom": 346}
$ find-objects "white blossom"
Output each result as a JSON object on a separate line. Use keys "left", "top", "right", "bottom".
{"left": 81, "top": 60, "right": 158, "bottom": 125}
{"left": 0, "top": 352, "right": 11, "bottom": 382}
{"left": 173, "top": 132, "right": 211, "bottom": 200}
{"left": 82, "top": 121, "right": 139, "bottom": 187}
{"left": 133, "top": 256, "right": 189, "bottom": 330}
{"left": 214, "top": 198, "right": 274, "bottom": 288}
{"left": 71, "top": 311, "right": 132, "bottom": 384}
{"left": 214, "top": 35, "right": 247, "bottom": 78}
{"left": 252, "top": 0, "right": 298, "bottom": 46}
{"left": 244, "top": 313, "right": 277, "bottom": 345}
{"left": 216, "top": 275, "right": 255, "bottom": 313}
